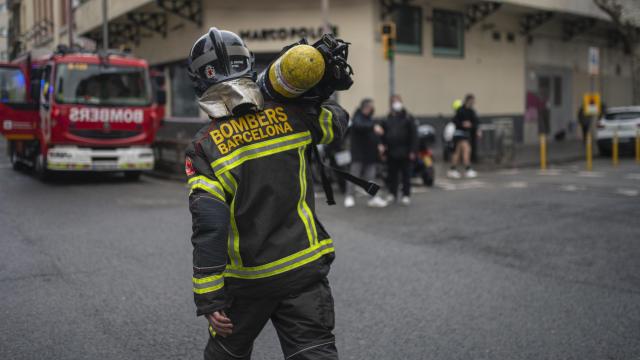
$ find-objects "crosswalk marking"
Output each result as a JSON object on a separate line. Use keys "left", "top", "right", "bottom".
{"left": 616, "top": 188, "right": 639, "bottom": 197}
{"left": 560, "top": 184, "right": 585, "bottom": 192}
{"left": 577, "top": 171, "right": 604, "bottom": 178}
{"left": 505, "top": 181, "right": 528, "bottom": 189}
{"left": 625, "top": 173, "right": 640, "bottom": 180}
{"left": 537, "top": 169, "right": 562, "bottom": 176}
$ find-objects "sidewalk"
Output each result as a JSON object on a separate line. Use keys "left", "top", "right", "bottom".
{"left": 468, "top": 139, "right": 587, "bottom": 170}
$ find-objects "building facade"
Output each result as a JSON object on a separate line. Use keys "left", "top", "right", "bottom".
{"left": 7, "top": 0, "right": 634, "bottom": 144}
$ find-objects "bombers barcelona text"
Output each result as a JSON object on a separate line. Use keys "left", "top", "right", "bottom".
{"left": 210, "top": 107, "right": 294, "bottom": 154}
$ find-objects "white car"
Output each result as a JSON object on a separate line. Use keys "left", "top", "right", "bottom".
{"left": 596, "top": 106, "right": 640, "bottom": 156}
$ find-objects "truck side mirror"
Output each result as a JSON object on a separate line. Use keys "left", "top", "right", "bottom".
{"left": 156, "top": 89, "right": 167, "bottom": 105}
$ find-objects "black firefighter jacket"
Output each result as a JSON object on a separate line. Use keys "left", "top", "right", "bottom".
{"left": 186, "top": 99, "right": 348, "bottom": 316}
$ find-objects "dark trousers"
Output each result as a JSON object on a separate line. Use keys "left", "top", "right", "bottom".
{"left": 204, "top": 279, "right": 337, "bottom": 360}
{"left": 387, "top": 157, "right": 411, "bottom": 197}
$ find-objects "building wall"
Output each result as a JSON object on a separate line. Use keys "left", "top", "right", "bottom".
{"left": 0, "top": 0, "right": 8, "bottom": 60}
{"left": 129, "top": 0, "right": 376, "bottom": 117}
{"left": 371, "top": 0, "right": 526, "bottom": 117}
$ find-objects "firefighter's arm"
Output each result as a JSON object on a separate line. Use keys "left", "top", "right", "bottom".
{"left": 186, "top": 142, "right": 230, "bottom": 316}
{"left": 304, "top": 100, "right": 349, "bottom": 145}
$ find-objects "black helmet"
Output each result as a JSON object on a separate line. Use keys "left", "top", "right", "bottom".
{"left": 188, "top": 27, "right": 255, "bottom": 97}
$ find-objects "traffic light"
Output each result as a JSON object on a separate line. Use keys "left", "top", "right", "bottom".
{"left": 381, "top": 21, "right": 396, "bottom": 60}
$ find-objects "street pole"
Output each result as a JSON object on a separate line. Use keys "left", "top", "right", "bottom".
{"left": 539, "top": 133, "right": 547, "bottom": 170}
{"left": 587, "top": 75, "right": 595, "bottom": 171}
{"left": 102, "top": 0, "right": 108, "bottom": 50}
{"left": 321, "top": 0, "right": 330, "bottom": 34}
{"left": 389, "top": 55, "right": 395, "bottom": 99}
{"left": 67, "top": 0, "right": 73, "bottom": 47}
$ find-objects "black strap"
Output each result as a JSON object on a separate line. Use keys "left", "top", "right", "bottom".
{"left": 311, "top": 146, "right": 380, "bottom": 206}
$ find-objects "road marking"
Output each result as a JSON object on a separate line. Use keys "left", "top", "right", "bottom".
{"left": 0, "top": 164, "right": 13, "bottom": 169}
{"left": 505, "top": 181, "right": 528, "bottom": 189}
{"left": 625, "top": 173, "right": 640, "bottom": 180}
{"left": 560, "top": 184, "right": 585, "bottom": 192}
{"left": 577, "top": 171, "right": 604, "bottom": 178}
{"left": 498, "top": 169, "right": 520, "bottom": 176}
{"left": 411, "top": 187, "right": 429, "bottom": 194}
{"left": 616, "top": 188, "right": 639, "bottom": 197}
{"left": 436, "top": 180, "right": 457, "bottom": 191}
{"left": 538, "top": 169, "right": 562, "bottom": 176}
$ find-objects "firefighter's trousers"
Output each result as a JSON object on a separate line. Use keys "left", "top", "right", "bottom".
{"left": 204, "top": 278, "right": 338, "bottom": 360}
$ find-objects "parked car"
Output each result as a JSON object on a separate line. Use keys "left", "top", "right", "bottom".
{"left": 596, "top": 106, "right": 640, "bottom": 156}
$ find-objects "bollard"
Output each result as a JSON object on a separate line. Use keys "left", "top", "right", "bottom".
{"left": 636, "top": 128, "right": 640, "bottom": 164}
{"left": 612, "top": 127, "right": 619, "bottom": 166}
{"left": 539, "top": 134, "right": 547, "bottom": 170}
{"left": 586, "top": 132, "right": 593, "bottom": 171}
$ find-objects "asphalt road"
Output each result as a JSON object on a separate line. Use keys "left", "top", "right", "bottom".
{"left": 1, "top": 140, "right": 639, "bottom": 359}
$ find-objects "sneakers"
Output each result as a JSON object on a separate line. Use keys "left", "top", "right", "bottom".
{"left": 465, "top": 168, "right": 478, "bottom": 178}
{"left": 400, "top": 196, "right": 411, "bottom": 206}
{"left": 385, "top": 194, "right": 396, "bottom": 204}
{"left": 448, "top": 167, "right": 478, "bottom": 178}
{"left": 447, "top": 169, "right": 462, "bottom": 179}
{"left": 344, "top": 195, "right": 355, "bottom": 208}
{"left": 367, "top": 196, "right": 388, "bottom": 208}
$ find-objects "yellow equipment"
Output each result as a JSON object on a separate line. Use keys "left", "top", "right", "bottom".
{"left": 452, "top": 99, "right": 463, "bottom": 111}
{"left": 268, "top": 45, "right": 326, "bottom": 98}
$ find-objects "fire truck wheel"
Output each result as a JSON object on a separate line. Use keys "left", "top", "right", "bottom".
{"left": 8, "top": 142, "right": 23, "bottom": 171}
{"left": 34, "top": 154, "right": 51, "bottom": 181}
{"left": 124, "top": 171, "right": 142, "bottom": 181}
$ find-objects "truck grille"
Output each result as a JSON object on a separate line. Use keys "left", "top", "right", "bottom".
{"left": 69, "top": 129, "right": 142, "bottom": 140}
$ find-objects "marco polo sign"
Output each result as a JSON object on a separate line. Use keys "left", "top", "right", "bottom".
{"left": 239, "top": 25, "right": 338, "bottom": 41}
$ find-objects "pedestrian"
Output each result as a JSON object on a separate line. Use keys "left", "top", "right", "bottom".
{"left": 185, "top": 28, "right": 348, "bottom": 360}
{"left": 344, "top": 98, "right": 388, "bottom": 208}
{"left": 448, "top": 94, "right": 479, "bottom": 179}
{"left": 382, "top": 95, "right": 418, "bottom": 206}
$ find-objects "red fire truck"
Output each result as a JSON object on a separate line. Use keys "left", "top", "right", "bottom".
{"left": 0, "top": 47, "right": 165, "bottom": 180}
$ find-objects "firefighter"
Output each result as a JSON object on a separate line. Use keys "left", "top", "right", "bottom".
{"left": 185, "top": 28, "right": 349, "bottom": 360}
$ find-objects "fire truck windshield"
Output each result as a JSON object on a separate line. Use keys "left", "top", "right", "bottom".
{"left": 54, "top": 63, "right": 151, "bottom": 106}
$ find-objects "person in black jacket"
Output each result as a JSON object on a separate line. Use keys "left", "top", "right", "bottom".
{"left": 381, "top": 95, "right": 418, "bottom": 206}
{"left": 344, "top": 98, "right": 388, "bottom": 208}
{"left": 448, "top": 94, "right": 479, "bottom": 179}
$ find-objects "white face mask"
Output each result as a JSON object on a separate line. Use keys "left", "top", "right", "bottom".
{"left": 391, "top": 101, "right": 404, "bottom": 112}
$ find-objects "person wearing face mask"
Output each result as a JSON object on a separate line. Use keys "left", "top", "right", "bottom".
{"left": 381, "top": 95, "right": 418, "bottom": 206}
{"left": 344, "top": 98, "right": 388, "bottom": 208}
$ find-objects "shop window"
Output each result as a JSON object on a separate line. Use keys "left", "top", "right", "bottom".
{"left": 433, "top": 9, "right": 464, "bottom": 58}
{"left": 392, "top": 5, "right": 422, "bottom": 54}
{"left": 169, "top": 62, "right": 199, "bottom": 118}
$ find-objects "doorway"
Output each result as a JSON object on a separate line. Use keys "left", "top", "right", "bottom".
{"left": 526, "top": 66, "right": 573, "bottom": 140}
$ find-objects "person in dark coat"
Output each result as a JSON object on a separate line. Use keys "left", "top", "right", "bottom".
{"left": 344, "top": 98, "right": 388, "bottom": 208}
{"left": 381, "top": 95, "right": 418, "bottom": 206}
{"left": 448, "top": 94, "right": 479, "bottom": 179}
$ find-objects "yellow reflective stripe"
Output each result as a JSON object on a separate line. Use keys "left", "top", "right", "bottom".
{"left": 297, "top": 146, "right": 318, "bottom": 246}
{"left": 192, "top": 273, "right": 224, "bottom": 294}
{"left": 188, "top": 176, "right": 226, "bottom": 202}
{"left": 219, "top": 172, "right": 241, "bottom": 268}
{"left": 192, "top": 273, "right": 224, "bottom": 284}
{"left": 193, "top": 282, "right": 224, "bottom": 294}
{"left": 209, "top": 325, "right": 216, "bottom": 338}
{"left": 225, "top": 239, "right": 334, "bottom": 280}
{"left": 319, "top": 108, "right": 334, "bottom": 144}
{"left": 211, "top": 132, "right": 312, "bottom": 175}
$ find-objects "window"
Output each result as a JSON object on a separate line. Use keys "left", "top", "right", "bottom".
{"left": 54, "top": 63, "right": 151, "bottom": 106}
{"left": 392, "top": 5, "right": 422, "bottom": 54}
{"left": 169, "top": 62, "right": 199, "bottom": 118}
{"left": 433, "top": 9, "right": 464, "bottom": 57}
{"left": 0, "top": 67, "right": 27, "bottom": 103}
